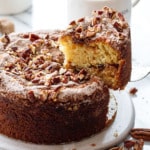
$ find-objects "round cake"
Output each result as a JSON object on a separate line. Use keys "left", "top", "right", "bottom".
{"left": 0, "top": 31, "right": 110, "bottom": 144}
{"left": 0, "top": 7, "right": 131, "bottom": 145}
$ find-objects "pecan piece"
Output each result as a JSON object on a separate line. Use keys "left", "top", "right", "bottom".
{"left": 124, "top": 139, "right": 144, "bottom": 150}
{"left": 77, "top": 69, "right": 87, "bottom": 81}
{"left": 109, "top": 139, "right": 144, "bottom": 150}
{"left": 76, "top": 26, "right": 82, "bottom": 33}
{"left": 29, "top": 33, "right": 40, "bottom": 42}
{"left": 118, "top": 13, "right": 125, "bottom": 21}
{"left": 129, "top": 87, "right": 138, "bottom": 95}
{"left": 69, "top": 20, "right": 76, "bottom": 26}
{"left": 130, "top": 128, "right": 150, "bottom": 141}
{"left": 86, "top": 30, "right": 96, "bottom": 38}
{"left": 47, "top": 62, "right": 60, "bottom": 73}
{"left": 24, "top": 70, "right": 33, "bottom": 81}
{"left": 113, "top": 22, "right": 123, "bottom": 32}
{"left": 28, "top": 90, "right": 36, "bottom": 103}
{"left": 20, "top": 48, "right": 31, "bottom": 59}
{"left": 32, "top": 77, "right": 40, "bottom": 84}
{"left": 77, "top": 17, "right": 85, "bottom": 23}
{"left": 22, "top": 34, "right": 29, "bottom": 38}
{"left": 51, "top": 76, "right": 61, "bottom": 85}
{"left": 11, "top": 46, "right": 18, "bottom": 51}
{"left": 109, "top": 146, "right": 124, "bottom": 150}
{"left": 97, "top": 10, "right": 103, "bottom": 15}
{"left": 124, "top": 140, "right": 136, "bottom": 148}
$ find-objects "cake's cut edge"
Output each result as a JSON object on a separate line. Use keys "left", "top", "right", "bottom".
{"left": 105, "top": 92, "right": 117, "bottom": 127}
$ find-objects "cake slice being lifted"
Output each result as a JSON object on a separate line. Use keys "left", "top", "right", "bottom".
{"left": 59, "top": 7, "right": 131, "bottom": 90}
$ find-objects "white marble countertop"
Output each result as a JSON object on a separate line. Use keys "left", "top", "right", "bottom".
{"left": 0, "top": 0, "right": 150, "bottom": 149}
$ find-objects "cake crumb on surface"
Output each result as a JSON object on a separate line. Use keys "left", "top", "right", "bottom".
{"left": 129, "top": 87, "right": 138, "bottom": 95}
{"left": 113, "top": 131, "right": 119, "bottom": 137}
{"left": 91, "top": 143, "right": 96, "bottom": 147}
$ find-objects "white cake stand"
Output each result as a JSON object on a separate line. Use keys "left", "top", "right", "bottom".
{"left": 0, "top": 90, "right": 135, "bottom": 150}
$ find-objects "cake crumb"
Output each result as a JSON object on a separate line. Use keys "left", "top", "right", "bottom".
{"left": 91, "top": 143, "right": 96, "bottom": 147}
{"left": 129, "top": 87, "right": 138, "bottom": 95}
{"left": 113, "top": 131, "right": 119, "bottom": 137}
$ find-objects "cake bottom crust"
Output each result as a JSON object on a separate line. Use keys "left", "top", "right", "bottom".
{"left": 0, "top": 93, "right": 117, "bottom": 145}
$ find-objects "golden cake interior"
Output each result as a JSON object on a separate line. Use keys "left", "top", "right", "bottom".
{"left": 60, "top": 36, "right": 121, "bottom": 89}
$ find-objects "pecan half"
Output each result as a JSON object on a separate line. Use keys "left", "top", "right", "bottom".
{"left": 29, "top": 33, "right": 40, "bottom": 42}
{"left": 1, "top": 33, "right": 10, "bottom": 45}
{"left": 113, "top": 22, "right": 123, "bottom": 32}
{"left": 124, "top": 139, "right": 144, "bottom": 150}
{"left": 109, "top": 139, "right": 144, "bottom": 150}
{"left": 109, "top": 146, "right": 124, "bottom": 150}
{"left": 130, "top": 128, "right": 150, "bottom": 141}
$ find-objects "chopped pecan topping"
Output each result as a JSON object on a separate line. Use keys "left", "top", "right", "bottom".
{"left": 11, "top": 46, "right": 18, "bottom": 51}
{"left": 77, "top": 18, "right": 85, "bottom": 23}
{"left": 67, "top": 6, "right": 128, "bottom": 43}
{"left": 78, "top": 69, "right": 87, "bottom": 78}
{"left": 51, "top": 76, "right": 61, "bottom": 85}
{"left": 113, "top": 22, "right": 123, "bottom": 32}
{"left": 69, "top": 20, "right": 76, "bottom": 26}
{"left": 24, "top": 71, "right": 33, "bottom": 81}
{"left": 20, "top": 48, "right": 32, "bottom": 59}
{"left": 45, "top": 34, "right": 49, "bottom": 39}
{"left": 76, "top": 26, "right": 82, "bottom": 33}
{"left": 31, "top": 77, "right": 40, "bottom": 83}
{"left": 108, "top": 11, "right": 116, "bottom": 19}
{"left": 86, "top": 30, "right": 96, "bottom": 38}
{"left": 109, "top": 147, "right": 124, "bottom": 150}
{"left": 47, "top": 62, "right": 61, "bottom": 73}
{"left": 97, "top": 10, "right": 103, "bottom": 15}
{"left": 5, "top": 62, "right": 14, "bottom": 71}
{"left": 29, "top": 33, "right": 40, "bottom": 42}
{"left": 91, "top": 17, "right": 101, "bottom": 26}
{"left": 118, "top": 13, "right": 125, "bottom": 21}
{"left": 22, "top": 34, "right": 29, "bottom": 38}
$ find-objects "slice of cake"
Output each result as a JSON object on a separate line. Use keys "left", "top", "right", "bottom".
{"left": 59, "top": 7, "right": 131, "bottom": 90}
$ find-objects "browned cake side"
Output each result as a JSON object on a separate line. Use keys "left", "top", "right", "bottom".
{"left": 0, "top": 31, "right": 110, "bottom": 144}
{"left": 59, "top": 7, "right": 131, "bottom": 90}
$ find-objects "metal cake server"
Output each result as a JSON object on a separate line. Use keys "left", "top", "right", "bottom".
{"left": 130, "top": 65, "right": 150, "bottom": 82}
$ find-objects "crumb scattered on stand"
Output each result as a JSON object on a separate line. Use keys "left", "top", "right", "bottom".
{"left": 91, "top": 143, "right": 96, "bottom": 147}
{"left": 113, "top": 131, "right": 119, "bottom": 137}
{"left": 129, "top": 87, "right": 138, "bottom": 95}
{"left": 0, "top": 18, "right": 15, "bottom": 35}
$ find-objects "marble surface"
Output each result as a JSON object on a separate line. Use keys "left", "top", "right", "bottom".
{"left": 0, "top": 0, "right": 150, "bottom": 149}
